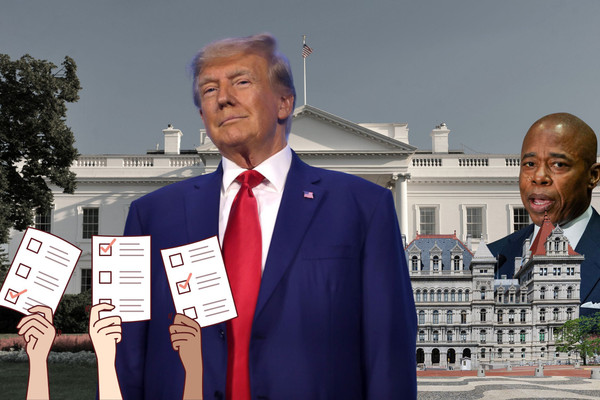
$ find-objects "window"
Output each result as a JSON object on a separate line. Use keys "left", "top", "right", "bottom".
{"left": 539, "top": 308, "right": 546, "bottom": 322}
{"left": 433, "top": 310, "right": 439, "bottom": 324}
{"left": 567, "top": 287, "right": 573, "bottom": 299}
{"left": 508, "top": 330, "right": 515, "bottom": 344}
{"left": 553, "top": 268, "right": 561, "bottom": 276}
{"left": 411, "top": 256, "right": 419, "bottom": 271}
{"left": 520, "top": 330, "right": 526, "bottom": 343}
{"left": 430, "top": 291, "right": 435, "bottom": 302}
{"left": 520, "top": 309, "right": 526, "bottom": 323}
{"left": 461, "top": 330, "right": 467, "bottom": 342}
{"left": 419, "top": 330, "right": 425, "bottom": 342}
{"left": 539, "top": 268, "right": 548, "bottom": 276}
{"left": 444, "top": 290, "right": 449, "bottom": 302}
{"left": 451, "top": 290, "right": 456, "bottom": 302}
{"left": 480, "top": 309, "right": 487, "bottom": 322}
{"left": 553, "top": 308, "right": 559, "bottom": 321}
{"left": 498, "top": 310, "right": 503, "bottom": 323}
{"left": 521, "top": 348, "right": 526, "bottom": 358}
{"left": 437, "top": 290, "right": 442, "bottom": 302}
{"left": 497, "top": 331, "right": 503, "bottom": 344}
{"left": 539, "top": 330, "right": 546, "bottom": 342}
{"left": 567, "top": 308, "right": 573, "bottom": 320}
{"left": 540, "top": 287, "right": 546, "bottom": 299}
{"left": 433, "top": 331, "right": 439, "bottom": 342}
{"left": 461, "top": 311, "right": 467, "bottom": 324}
{"left": 419, "top": 207, "right": 436, "bottom": 235}
{"left": 432, "top": 256, "right": 440, "bottom": 271}
{"left": 447, "top": 330, "right": 453, "bottom": 342}
{"left": 34, "top": 208, "right": 52, "bottom": 232}
{"left": 447, "top": 310, "right": 453, "bottom": 324}
{"left": 567, "top": 267, "right": 575, "bottom": 276}
{"left": 508, "top": 310, "right": 515, "bottom": 324}
{"left": 458, "top": 290, "right": 463, "bottom": 302}
{"left": 481, "top": 287, "right": 486, "bottom": 300}
{"left": 82, "top": 207, "right": 99, "bottom": 239}
{"left": 453, "top": 256, "right": 461, "bottom": 271}
{"left": 465, "top": 290, "right": 470, "bottom": 301}
{"left": 510, "top": 348, "right": 514, "bottom": 358}
{"left": 481, "top": 348, "right": 486, "bottom": 359}
{"left": 466, "top": 206, "right": 483, "bottom": 238}
{"left": 415, "top": 290, "right": 421, "bottom": 302}
{"left": 513, "top": 207, "right": 530, "bottom": 232}
{"left": 81, "top": 269, "right": 92, "bottom": 292}
{"left": 480, "top": 330, "right": 486, "bottom": 343}
{"left": 418, "top": 311, "right": 425, "bottom": 325}
{"left": 498, "top": 293, "right": 503, "bottom": 303}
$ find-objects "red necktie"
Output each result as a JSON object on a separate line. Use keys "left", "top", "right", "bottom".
{"left": 223, "top": 170, "right": 264, "bottom": 400}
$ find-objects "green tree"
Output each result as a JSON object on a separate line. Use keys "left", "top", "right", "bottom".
{"left": 0, "top": 54, "right": 80, "bottom": 243}
{"left": 555, "top": 314, "right": 600, "bottom": 365}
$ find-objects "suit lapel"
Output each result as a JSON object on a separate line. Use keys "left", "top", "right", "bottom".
{"left": 183, "top": 165, "right": 222, "bottom": 244}
{"left": 576, "top": 209, "right": 600, "bottom": 303}
{"left": 254, "top": 153, "right": 323, "bottom": 317}
{"left": 497, "top": 225, "right": 534, "bottom": 278}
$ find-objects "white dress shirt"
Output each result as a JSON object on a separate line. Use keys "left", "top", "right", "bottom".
{"left": 219, "top": 145, "right": 292, "bottom": 272}
{"left": 531, "top": 205, "right": 593, "bottom": 249}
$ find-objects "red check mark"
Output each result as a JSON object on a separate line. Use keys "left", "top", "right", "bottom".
{"left": 178, "top": 273, "right": 192, "bottom": 290}
{"left": 100, "top": 238, "right": 116, "bottom": 254}
{"left": 9, "top": 289, "right": 27, "bottom": 299}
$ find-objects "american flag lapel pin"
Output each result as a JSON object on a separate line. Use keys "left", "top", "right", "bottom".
{"left": 303, "top": 191, "right": 314, "bottom": 199}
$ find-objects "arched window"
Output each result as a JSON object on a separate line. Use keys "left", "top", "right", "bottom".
{"left": 444, "top": 289, "right": 449, "bottom": 302}
{"left": 465, "top": 289, "right": 470, "bottom": 301}
{"left": 447, "top": 330, "right": 453, "bottom": 342}
{"left": 520, "top": 330, "right": 526, "bottom": 343}
{"left": 411, "top": 256, "right": 419, "bottom": 271}
{"left": 432, "top": 255, "right": 440, "bottom": 271}
{"left": 433, "top": 330, "right": 439, "bottom": 342}
{"left": 451, "top": 289, "right": 456, "bottom": 302}
{"left": 497, "top": 310, "right": 503, "bottom": 323}
{"left": 430, "top": 290, "right": 435, "bottom": 302}
{"left": 461, "top": 310, "right": 467, "bottom": 324}
{"left": 481, "top": 287, "right": 486, "bottom": 300}
{"left": 437, "top": 289, "right": 442, "bottom": 302}
{"left": 567, "top": 287, "right": 573, "bottom": 299}
{"left": 539, "top": 329, "right": 546, "bottom": 342}
{"left": 508, "top": 310, "right": 515, "bottom": 323}
{"left": 433, "top": 310, "right": 439, "bottom": 324}
{"left": 458, "top": 290, "right": 463, "bottom": 302}
{"left": 553, "top": 308, "right": 559, "bottom": 320}
{"left": 480, "top": 330, "right": 486, "bottom": 343}
{"left": 553, "top": 287, "right": 559, "bottom": 299}
{"left": 447, "top": 310, "right": 453, "bottom": 324}
{"left": 415, "top": 290, "right": 421, "bottom": 302}
{"left": 540, "top": 287, "right": 546, "bottom": 300}
{"left": 453, "top": 255, "right": 461, "bottom": 270}
{"left": 567, "top": 308, "right": 573, "bottom": 320}
{"left": 460, "top": 330, "right": 467, "bottom": 342}
{"left": 520, "top": 309, "right": 526, "bottom": 323}
{"left": 508, "top": 330, "right": 515, "bottom": 344}
{"left": 539, "top": 308, "right": 546, "bottom": 322}
{"left": 418, "top": 330, "right": 425, "bottom": 342}
{"left": 418, "top": 310, "right": 425, "bottom": 325}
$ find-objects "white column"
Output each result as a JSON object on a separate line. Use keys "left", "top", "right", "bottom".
{"left": 392, "top": 173, "right": 410, "bottom": 238}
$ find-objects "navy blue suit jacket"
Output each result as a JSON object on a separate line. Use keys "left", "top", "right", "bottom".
{"left": 115, "top": 152, "right": 417, "bottom": 400}
{"left": 489, "top": 208, "right": 600, "bottom": 317}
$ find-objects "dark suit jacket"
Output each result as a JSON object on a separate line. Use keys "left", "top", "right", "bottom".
{"left": 489, "top": 208, "right": 600, "bottom": 317}
{"left": 115, "top": 152, "right": 417, "bottom": 400}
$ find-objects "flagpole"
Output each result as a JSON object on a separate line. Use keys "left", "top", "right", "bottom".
{"left": 303, "top": 35, "right": 307, "bottom": 105}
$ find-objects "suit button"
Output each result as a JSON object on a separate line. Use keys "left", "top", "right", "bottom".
{"left": 219, "top": 329, "right": 225, "bottom": 340}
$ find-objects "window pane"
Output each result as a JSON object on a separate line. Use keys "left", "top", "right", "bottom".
{"left": 82, "top": 208, "right": 99, "bottom": 239}
{"left": 81, "top": 269, "right": 92, "bottom": 292}
{"left": 34, "top": 208, "right": 52, "bottom": 232}
{"left": 466, "top": 207, "right": 483, "bottom": 238}
{"left": 419, "top": 207, "right": 436, "bottom": 235}
{"left": 513, "top": 207, "right": 530, "bottom": 232}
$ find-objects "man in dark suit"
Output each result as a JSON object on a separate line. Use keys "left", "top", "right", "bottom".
{"left": 115, "top": 33, "right": 416, "bottom": 400}
{"left": 489, "top": 112, "right": 600, "bottom": 316}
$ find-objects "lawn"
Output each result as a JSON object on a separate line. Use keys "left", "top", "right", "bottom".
{"left": 0, "top": 360, "right": 98, "bottom": 399}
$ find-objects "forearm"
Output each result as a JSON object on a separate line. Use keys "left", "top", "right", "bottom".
{"left": 97, "top": 358, "right": 123, "bottom": 400}
{"left": 27, "top": 358, "right": 50, "bottom": 400}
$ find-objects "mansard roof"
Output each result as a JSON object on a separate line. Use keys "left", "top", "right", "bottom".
{"left": 529, "top": 213, "right": 577, "bottom": 256}
{"left": 405, "top": 233, "right": 473, "bottom": 271}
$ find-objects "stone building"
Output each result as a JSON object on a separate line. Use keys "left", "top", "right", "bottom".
{"left": 409, "top": 217, "right": 581, "bottom": 368}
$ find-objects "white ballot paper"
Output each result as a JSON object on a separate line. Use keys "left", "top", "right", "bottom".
{"left": 92, "top": 235, "right": 151, "bottom": 322}
{"left": 0, "top": 228, "right": 81, "bottom": 315}
{"left": 161, "top": 236, "right": 237, "bottom": 327}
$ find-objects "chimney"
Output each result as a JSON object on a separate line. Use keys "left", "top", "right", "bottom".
{"left": 430, "top": 123, "right": 450, "bottom": 153}
{"left": 163, "top": 124, "right": 183, "bottom": 155}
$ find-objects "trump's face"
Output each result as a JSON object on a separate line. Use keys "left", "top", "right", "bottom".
{"left": 519, "top": 122, "right": 599, "bottom": 226}
{"left": 197, "top": 52, "right": 293, "bottom": 168}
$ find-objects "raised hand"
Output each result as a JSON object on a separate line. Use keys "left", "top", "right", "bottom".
{"left": 169, "top": 313, "right": 203, "bottom": 399}
{"left": 89, "top": 303, "right": 123, "bottom": 400}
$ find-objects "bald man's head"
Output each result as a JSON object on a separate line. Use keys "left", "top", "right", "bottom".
{"left": 519, "top": 112, "right": 600, "bottom": 226}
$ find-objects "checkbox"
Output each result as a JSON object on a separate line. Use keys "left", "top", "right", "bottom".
{"left": 5, "top": 290, "right": 21, "bottom": 305}
{"left": 16, "top": 264, "right": 31, "bottom": 279}
{"left": 183, "top": 306, "right": 198, "bottom": 320}
{"left": 169, "top": 253, "right": 184, "bottom": 268}
{"left": 99, "top": 298, "right": 112, "bottom": 305}
{"left": 99, "top": 243, "right": 113, "bottom": 256}
{"left": 176, "top": 280, "right": 192, "bottom": 295}
{"left": 27, "top": 238, "right": 42, "bottom": 254}
{"left": 99, "top": 271, "right": 113, "bottom": 284}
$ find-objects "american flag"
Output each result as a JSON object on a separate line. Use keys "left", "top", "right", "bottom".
{"left": 302, "top": 43, "right": 313, "bottom": 58}
{"left": 303, "top": 191, "right": 314, "bottom": 199}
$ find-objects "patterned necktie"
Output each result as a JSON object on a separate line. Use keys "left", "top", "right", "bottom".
{"left": 223, "top": 170, "right": 264, "bottom": 400}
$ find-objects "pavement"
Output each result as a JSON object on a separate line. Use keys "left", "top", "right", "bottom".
{"left": 417, "top": 365, "right": 600, "bottom": 399}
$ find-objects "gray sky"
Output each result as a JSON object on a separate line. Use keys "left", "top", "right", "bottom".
{"left": 2, "top": 0, "right": 600, "bottom": 155}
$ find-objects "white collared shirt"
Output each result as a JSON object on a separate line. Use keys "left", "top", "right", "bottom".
{"left": 531, "top": 205, "right": 593, "bottom": 249}
{"left": 219, "top": 145, "right": 292, "bottom": 271}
